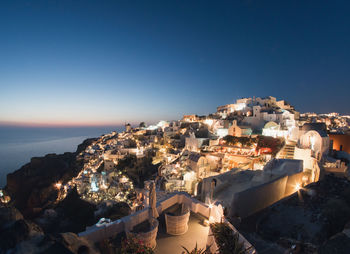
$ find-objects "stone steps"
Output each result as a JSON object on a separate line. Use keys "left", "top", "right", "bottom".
{"left": 277, "top": 142, "right": 296, "bottom": 159}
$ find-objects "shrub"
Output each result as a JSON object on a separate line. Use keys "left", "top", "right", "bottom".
{"left": 120, "top": 237, "right": 154, "bottom": 254}
{"left": 257, "top": 136, "right": 284, "bottom": 156}
{"left": 223, "top": 135, "right": 257, "bottom": 148}
{"left": 181, "top": 243, "right": 210, "bottom": 254}
{"left": 210, "top": 222, "right": 247, "bottom": 254}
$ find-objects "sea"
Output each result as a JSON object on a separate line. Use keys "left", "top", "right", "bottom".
{"left": 0, "top": 126, "right": 124, "bottom": 188}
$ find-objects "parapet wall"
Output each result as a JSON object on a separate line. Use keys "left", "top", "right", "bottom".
{"left": 229, "top": 171, "right": 305, "bottom": 218}
{"left": 285, "top": 171, "right": 304, "bottom": 196}
{"left": 230, "top": 175, "right": 287, "bottom": 218}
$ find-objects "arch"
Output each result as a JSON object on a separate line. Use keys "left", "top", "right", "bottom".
{"left": 300, "top": 130, "right": 322, "bottom": 154}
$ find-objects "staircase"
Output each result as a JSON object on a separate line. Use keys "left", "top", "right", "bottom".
{"left": 277, "top": 141, "right": 296, "bottom": 159}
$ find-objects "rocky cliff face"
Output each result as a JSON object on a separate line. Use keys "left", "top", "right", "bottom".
{"left": 0, "top": 138, "right": 100, "bottom": 253}
{"left": 5, "top": 138, "right": 97, "bottom": 218}
{"left": 0, "top": 206, "right": 97, "bottom": 253}
{"left": 0, "top": 206, "right": 43, "bottom": 250}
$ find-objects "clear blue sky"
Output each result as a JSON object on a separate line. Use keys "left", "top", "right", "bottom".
{"left": 1, "top": 0, "right": 349, "bottom": 126}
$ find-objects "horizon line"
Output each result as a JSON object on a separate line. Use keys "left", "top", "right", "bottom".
{"left": 0, "top": 121, "right": 131, "bottom": 128}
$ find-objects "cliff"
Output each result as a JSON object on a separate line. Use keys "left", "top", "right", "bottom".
{"left": 0, "top": 206, "right": 97, "bottom": 253}
{"left": 5, "top": 138, "right": 97, "bottom": 217}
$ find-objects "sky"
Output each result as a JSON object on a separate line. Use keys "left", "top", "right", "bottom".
{"left": 1, "top": 0, "right": 350, "bottom": 126}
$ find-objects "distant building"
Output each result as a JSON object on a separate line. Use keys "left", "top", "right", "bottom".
{"left": 228, "top": 120, "right": 252, "bottom": 137}
{"left": 217, "top": 96, "right": 299, "bottom": 122}
{"left": 185, "top": 132, "right": 209, "bottom": 152}
{"left": 182, "top": 114, "right": 197, "bottom": 122}
{"left": 329, "top": 133, "right": 350, "bottom": 153}
{"left": 125, "top": 123, "right": 132, "bottom": 133}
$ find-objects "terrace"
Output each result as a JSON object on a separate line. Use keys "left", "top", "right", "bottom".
{"left": 79, "top": 192, "right": 256, "bottom": 253}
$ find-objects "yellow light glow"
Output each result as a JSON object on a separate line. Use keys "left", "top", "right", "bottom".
{"left": 295, "top": 183, "right": 301, "bottom": 191}
{"left": 55, "top": 182, "right": 62, "bottom": 189}
{"left": 302, "top": 175, "right": 308, "bottom": 182}
{"left": 208, "top": 204, "right": 213, "bottom": 209}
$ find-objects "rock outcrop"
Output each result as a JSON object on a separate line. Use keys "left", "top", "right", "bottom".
{"left": 40, "top": 232, "right": 98, "bottom": 254}
{"left": 51, "top": 187, "right": 97, "bottom": 234}
{"left": 0, "top": 206, "right": 43, "bottom": 251}
{"left": 0, "top": 204, "right": 98, "bottom": 253}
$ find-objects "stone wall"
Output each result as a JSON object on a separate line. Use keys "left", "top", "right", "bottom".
{"left": 284, "top": 171, "right": 304, "bottom": 196}
{"left": 229, "top": 170, "right": 306, "bottom": 218}
{"left": 229, "top": 175, "right": 288, "bottom": 218}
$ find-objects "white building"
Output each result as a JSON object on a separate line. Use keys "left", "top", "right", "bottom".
{"left": 185, "top": 132, "right": 209, "bottom": 152}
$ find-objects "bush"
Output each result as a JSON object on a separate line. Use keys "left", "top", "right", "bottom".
{"left": 222, "top": 135, "right": 257, "bottom": 148}
{"left": 257, "top": 136, "right": 284, "bottom": 156}
{"left": 181, "top": 242, "right": 210, "bottom": 254}
{"left": 210, "top": 222, "right": 247, "bottom": 254}
{"left": 120, "top": 237, "right": 154, "bottom": 254}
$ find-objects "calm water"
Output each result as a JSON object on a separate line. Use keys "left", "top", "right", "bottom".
{"left": 0, "top": 126, "right": 123, "bottom": 187}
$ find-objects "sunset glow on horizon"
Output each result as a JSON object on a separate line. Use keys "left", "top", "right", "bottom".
{"left": 0, "top": 120, "right": 126, "bottom": 128}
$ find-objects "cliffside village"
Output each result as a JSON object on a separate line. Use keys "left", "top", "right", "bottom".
{"left": 1, "top": 96, "right": 350, "bottom": 253}
{"left": 50, "top": 96, "right": 348, "bottom": 209}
